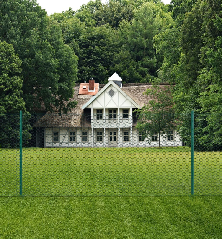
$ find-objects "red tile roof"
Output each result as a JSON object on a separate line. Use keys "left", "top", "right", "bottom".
{"left": 78, "top": 83, "right": 99, "bottom": 95}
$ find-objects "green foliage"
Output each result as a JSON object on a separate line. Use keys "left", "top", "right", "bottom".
{"left": 0, "top": 41, "right": 25, "bottom": 114}
{"left": 1, "top": 0, "right": 221, "bottom": 150}
{"left": 114, "top": 2, "right": 173, "bottom": 83}
{"left": 169, "top": 0, "right": 198, "bottom": 25}
{"left": 0, "top": 0, "right": 78, "bottom": 113}
{"left": 75, "top": 0, "right": 162, "bottom": 28}
{"left": 51, "top": 0, "right": 172, "bottom": 84}
{"left": 77, "top": 25, "right": 119, "bottom": 83}
{"left": 0, "top": 41, "right": 30, "bottom": 148}
{"left": 156, "top": 0, "right": 222, "bottom": 150}
{"left": 136, "top": 85, "right": 175, "bottom": 146}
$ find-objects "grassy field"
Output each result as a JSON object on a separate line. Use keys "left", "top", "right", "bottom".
{"left": 0, "top": 147, "right": 222, "bottom": 238}
{"left": 0, "top": 147, "right": 221, "bottom": 196}
{"left": 0, "top": 196, "right": 222, "bottom": 238}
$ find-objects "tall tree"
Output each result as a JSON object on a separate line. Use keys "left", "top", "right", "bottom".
{"left": 136, "top": 85, "right": 175, "bottom": 147}
{"left": 157, "top": 0, "right": 222, "bottom": 150}
{"left": 114, "top": 2, "right": 173, "bottom": 83}
{"left": 0, "top": 41, "right": 30, "bottom": 148}
{"left": 169, "top": 0, "right": 198, "bottom": 25}
{"left": 0, "top": 0, "right": 78, "bottom": 113}
{"left": 0, "top": 41, "right": 25, "bottom": 113}
{"left": 76, "top": 25, "right": 119, "bottom": 83}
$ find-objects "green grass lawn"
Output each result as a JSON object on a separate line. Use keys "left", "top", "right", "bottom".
{"left": 0, "top": 147, "right": 221, "bottom": 196}
{"left": 0, "top": 147, "right": 222, "bottom": 238}
{"left": 0, "top": 196, "right": 222, "bottom": 238}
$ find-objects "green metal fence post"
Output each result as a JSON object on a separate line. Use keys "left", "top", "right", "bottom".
{"left": 191, "top": 110, "right": 194, "bottom": 195}
{"left": 20, "top": 110, "right": 23, "bottom": 196}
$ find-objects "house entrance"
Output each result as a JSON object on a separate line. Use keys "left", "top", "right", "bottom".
{"left": 109, "top": 130, "right": 118, "bottom": 147}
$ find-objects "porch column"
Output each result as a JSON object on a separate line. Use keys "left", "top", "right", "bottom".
{"left": 118, "top": 127, "right": 121, "bottom": 147}
{"left": 103, "top": 128, "right": 106, "bottom": 147}
{"left": 91, "top": 106, "right": 94, "bottom": 147}
{"left": 92, "top": 128, "right": 94, "bottom": 147}
{"left": 130, "top": 108, "right": 133, "bottom": 146}
{"left": 130, "top": 126, "right": 133, "bottom": 147}
{"left": 103, "top": 107, "right": 106, "bottom": 147}
{"left": 118, "top": 108, "right": 120, "bottom": 147}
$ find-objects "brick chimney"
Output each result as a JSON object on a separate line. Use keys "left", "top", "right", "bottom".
{"left": 89, "top": 78, "right": 95, "bottom": 91}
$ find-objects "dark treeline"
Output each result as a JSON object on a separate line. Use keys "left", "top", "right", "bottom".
{"left": 0, "top": 0, "right": 222, "bottom": 150}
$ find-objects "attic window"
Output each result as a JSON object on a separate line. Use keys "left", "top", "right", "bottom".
{"left": 83, "top": 86, "right": 87, "bottom": 89}
{"left": 109, "top": 89, "right": 115, "bottom": 97}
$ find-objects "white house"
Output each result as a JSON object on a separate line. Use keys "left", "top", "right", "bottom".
{"left": 35, "top": 73, "right": 182, "bottom": 147}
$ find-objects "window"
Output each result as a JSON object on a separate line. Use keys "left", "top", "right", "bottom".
{"left": 123, "top": 131, "right": 129, "bottom": 141}
{"left": 139, "top": 132, "right": 145, "bottom": 141}
{"left": 123, "top": 109, "right": 129, "bottom": 119}
{"left": 109, "top": 131, "right": 117, "bottom": 142}
{"left": 109, "top": 109, "right": 117, "bottom": 119}
{"left": 108, "top": 89, "right": 115, "bottom": 97}
{"left": 167, "top": 131, "right": 174, "bottom": 141}
{"left": 53, "top": 131, "right": 59, "bottom": 142}
{"left": 152, "top": 133, "right": 158, "bottom": 142}
{"left": 96, "top": 109, "right": 103, "bottom": 120}
{"left": 82, "top": 131, "right": 88, "bottom": 142}
{"left": 97, "top": 131, "right": 103, "bottom": 142}
{"left": 69, "top": 131, "right": 76, "bottom": 142}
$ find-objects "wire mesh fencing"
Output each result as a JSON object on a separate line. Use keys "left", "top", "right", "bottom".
{"left": 0, "top": 112, "right": 221, "bottom": 196}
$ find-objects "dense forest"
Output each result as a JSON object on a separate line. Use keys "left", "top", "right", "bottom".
{"left": 0, "top": 0, "right": 222, "bottom": 150}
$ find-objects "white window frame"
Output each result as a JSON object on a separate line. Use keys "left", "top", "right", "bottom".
{"left": 96, "top": 109, "right": 103, "bottom": 120}
{"left": 152, "top": 133, "right": 158, "bottom": 142}
{"left": 123, "top": 130, "right": 129, "bottom": 142}
{"left": 109, "top": 109, "right": 117, "bottom": 119}
{"left": 82, "top": 131, "right": 88, "bottom": 142}
{"left": 122, "top": 109, "right": 129, "bottom": 119}
{"left": 167, "top": 131, "right": 174, "bottom": 141}
{"left": 69, "top": 130, "right": 76, "bottom": 143}
{"left": 96, "top": 131, "right": 103, "bottom": 142}
{"left": 139, "top": 131, "right": 145, "bottom": 142}
{"left": 53, "top": 131, "right": 59, "bottom": 143}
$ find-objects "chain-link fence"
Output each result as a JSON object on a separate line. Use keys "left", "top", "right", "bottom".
{"left": 0, "top": 111, "right": 221, "bottom": 196}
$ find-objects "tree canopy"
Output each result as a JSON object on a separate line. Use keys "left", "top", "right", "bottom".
{"left": 1, "top": 0, "right": 221, "bottom": 150}
{"left": 0, "top": 0, "right": 78, "bottom": 113}
{"left": 0, "top": 41, "right": 25, "bottom": 114}
{"left": 136, "top": 85, "right": 175, "bottom": 147}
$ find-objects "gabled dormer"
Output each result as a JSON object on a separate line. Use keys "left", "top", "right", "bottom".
{"left": 82, "top": 74, "right": 140, "bottom": 128}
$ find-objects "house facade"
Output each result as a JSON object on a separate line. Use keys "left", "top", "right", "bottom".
{"left": 36, "top": 73, "right": 182, "bottom": 147}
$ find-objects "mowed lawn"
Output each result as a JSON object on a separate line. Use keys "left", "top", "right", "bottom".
{"left": 0, "top": 147, "right": 222, "bottom": 238}
{"left": 0, "top": 196, "right": 221, "bottom": 238}
{"left": 0, "top": 147, "right": 221, "bottom": 196}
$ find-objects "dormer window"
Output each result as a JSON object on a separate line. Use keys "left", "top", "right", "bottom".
{"left": 96, "top": 109, "right": 103, "bottom": 120}
{"left": 123, "top": 109, "right": 129, "bottom": 119}
{"left": 83, "top": 86, "right": 87, "bottom": 89}
{"left": 109, "top": 109, "right": 117, "bottom": 119}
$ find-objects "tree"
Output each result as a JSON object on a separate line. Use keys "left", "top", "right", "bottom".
{"left": 77, "top": 25, "right": 119, "bottom": 83}
{"left": 0, "top": 41, "right": 30, "bottom": 148}
{"left": 0, "top": 41, "right": 25, "bottom": 113}
{"left": 169, "top": 0, "right": 198, "bottom": 25}
{"left": 114, "top": 2, "right": 173, "bottom": 83}
{"left": 0, "top": 0, "right": 78, "bottom": 113}
{"left": 157, "top": 0, "right": 222, "bottom": 150}
{"left": 136, "top": 84, "right": 175, "bottom": 147}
